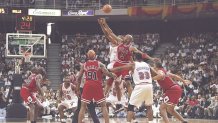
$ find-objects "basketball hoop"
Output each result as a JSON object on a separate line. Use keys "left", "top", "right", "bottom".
{"left": 23, "top": 52, "right": 32, "bottom": 63}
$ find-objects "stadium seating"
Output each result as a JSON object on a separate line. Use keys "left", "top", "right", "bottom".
{"left": 0, "top": 32, "right": 217, "bottom": 119}
{"left": 161, "top": 32, "right": 218, "bottom": 119}
{"left": 61, "top": 33, "right": 159, "bottom": 76}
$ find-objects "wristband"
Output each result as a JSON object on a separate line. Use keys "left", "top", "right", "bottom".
{"left": 142, "top": 53, "right": 148, "bottom": 59}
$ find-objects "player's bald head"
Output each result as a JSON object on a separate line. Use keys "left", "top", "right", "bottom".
{"left": 87, "top": 50, "right": 96, "bottom": 60}
{"left": 124, "top": 34, "right": 133, "bottom": 44}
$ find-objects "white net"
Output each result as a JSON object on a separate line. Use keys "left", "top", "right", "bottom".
{"left": 23, "top": 53, "right": 32, "bottom": 63}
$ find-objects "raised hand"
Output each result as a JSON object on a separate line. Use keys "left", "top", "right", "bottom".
{"left": 97, "top": 18, "right": 102, "bottom": 24}
{"left": 100, "top": 18, "right": 106, "bottom": 24}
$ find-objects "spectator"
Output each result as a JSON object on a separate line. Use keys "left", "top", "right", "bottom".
{"left": 204, "top": 95, "right": 218, "bottom": 119}
{"left": 0, "top": 91, "right": 7, "bottom": 118}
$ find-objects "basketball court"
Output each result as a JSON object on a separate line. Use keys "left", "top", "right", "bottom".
{"left": 1, "top": 118, "right": 217, "bottom": 123}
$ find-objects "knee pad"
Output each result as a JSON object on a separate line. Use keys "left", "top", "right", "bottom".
{"left": 127, "top": 104, "right": 134, "bottom": 112}
{"left": 124, "top": 75, "right": 132, "bottom": 81}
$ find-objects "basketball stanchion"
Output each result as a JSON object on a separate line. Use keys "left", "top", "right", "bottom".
{"left": 5, "top": 33, "right": 46, "bottom": 119}
{"left": 6, "top": 53, "right": 33, "bottom": 118}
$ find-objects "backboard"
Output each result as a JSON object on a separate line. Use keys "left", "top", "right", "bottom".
{"left": 6, "top": 33, "right": 47, "bottom": 58}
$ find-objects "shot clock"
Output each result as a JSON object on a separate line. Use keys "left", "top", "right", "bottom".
{"left": 16, "top": 15, "right": 35, "bottom": 31}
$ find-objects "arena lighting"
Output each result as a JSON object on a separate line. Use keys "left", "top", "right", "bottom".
{"left": 47, "top": 23, "right": 55, "bottom": 44}
{"left": 47, "top": 23, "right": 54, "bottom": 36}
{"left": 48, "top": 38, "right": 51, "bottom": 44}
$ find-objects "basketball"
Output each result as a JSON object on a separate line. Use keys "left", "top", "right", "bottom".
{"left": 87, "top": 50, "right": 96, "bottom": 59}
{"left": 102, "top": 4, "right": 112, "bottom": 13}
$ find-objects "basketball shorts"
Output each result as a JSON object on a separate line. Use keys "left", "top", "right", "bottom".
{"left": 58, "top": 98, "right": 78, "bottom": 109}
{"left": 162, "top": 85, "right": 182, "bottom": 105}
{"left": 107, "top": 61, "right": 130, "bottom": 86}
{"left": 20, "top": 87, "right": 37, "bottom": 105}
{"left": 81, "top": 82, "right": 105, "bottom": 104}
{"left": 129, "top": 84, "right": 153, "bottom": 107}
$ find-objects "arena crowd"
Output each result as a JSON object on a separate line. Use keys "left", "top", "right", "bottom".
{"left": 0, "top": 32, "right": 217, "bottom": 120}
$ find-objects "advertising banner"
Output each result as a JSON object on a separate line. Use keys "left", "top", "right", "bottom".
{"left": 62, "top": 10, "right": 94, "bottom": 16}
{"left": 28, "top": 9, "right": 61, "bottom": 16}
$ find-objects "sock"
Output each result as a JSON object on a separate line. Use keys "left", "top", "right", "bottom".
{"left": 133, "top": 119, "right": 138, "bottom": 123}
{"left": 61, "top": 119, "right": 65, "bottom": 122}
{"left": 148, "top": 121, "right": 153, "bottom": 123}
{"left": 117, "top": 101, "right": 121, "bottom": 104}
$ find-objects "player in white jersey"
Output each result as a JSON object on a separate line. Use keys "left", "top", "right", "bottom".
{"left": 107, "top": 43, "right": 118, "bottom": 69}
{"left": 58, "top": 75, "right": 78, "bottom": 122}
{"left": 110, "top": 53, "right": 159, "bottom": 123}
{"left": 98, "top": 18, "right": 124, "bottom": 108}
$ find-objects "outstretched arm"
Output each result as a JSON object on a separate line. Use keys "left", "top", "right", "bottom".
{"left": 98, "top": 19, "right": 117, "bottom": 45}
{"left": 168, "top": 73, "right": 191, "bottom": 85}
{"left": 99, "top": 62, "right": 117, "bottom": 79}
{"left": 99, "top": 18, "right": 122, "bottom": 44}
{"left": 109, "top": 63, "right": 135, "bottom": 73}
{"left": 150, "top": 67, "right": 158, "bottom": 77}
{"left": 130, "top": 46, "right": 160, "bottom": 62}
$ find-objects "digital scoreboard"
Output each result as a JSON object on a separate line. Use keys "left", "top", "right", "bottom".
{"left": 16, "top": 15, "right": 35, "bottom": 31}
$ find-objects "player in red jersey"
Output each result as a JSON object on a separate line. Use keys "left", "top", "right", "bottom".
{"left": 98, "top": 18, "right": 159, "bottom": 102}
{"left": 152, "top": 62, "right": 191, "bottom": 123}
{"left": 98, "top": 18, "right": 124, "bottom": 109}
{"left": 76, "top": 50, "right": 117, "bottom": 123}
{"left": 20, "top": 67, "right": 45, "bottom": 123}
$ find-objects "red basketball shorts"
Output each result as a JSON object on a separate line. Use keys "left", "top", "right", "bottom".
{"left": 107, "top": 62, "right": 130, "bottom": 86}
{"left": 81, "top": 82, "right": 105, "bottom": 104}
{"left": 162, "top": 85, "right": 182, "bottom": 105}
{"left": 20, "top": 87, "right": 37, "bottom": 105}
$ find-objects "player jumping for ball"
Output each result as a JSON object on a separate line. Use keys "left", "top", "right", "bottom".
{"left": 98, "top": 18, "right": 159, "bottom": 105}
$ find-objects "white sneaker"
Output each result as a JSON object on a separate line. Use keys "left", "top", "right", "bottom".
{"left": 133, "top": 119, "right": 138, "bottom": 123}
{"left": 61, "top": 119, "right": 66, "bottom": 122}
